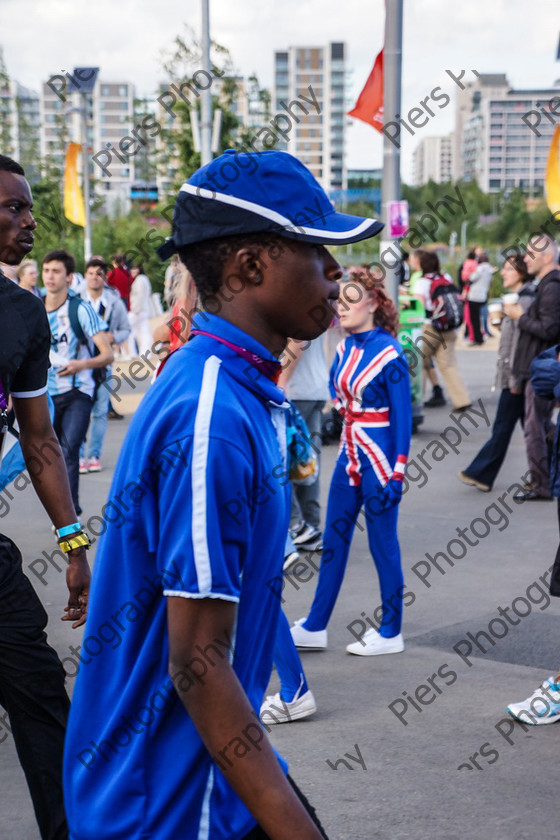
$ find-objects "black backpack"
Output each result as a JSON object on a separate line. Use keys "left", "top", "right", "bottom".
{"left": 428, "top": 273, "right": 464, "bottom": 332}
{"left": 67, "top": 295, "right": 108, "bottom": 395}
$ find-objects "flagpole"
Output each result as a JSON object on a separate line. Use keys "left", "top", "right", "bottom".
{"left": 381, "top": 0, "right": 403, "bottom": 304}
{"left": 200, "top": 0, "right": 213, "bottom": 166}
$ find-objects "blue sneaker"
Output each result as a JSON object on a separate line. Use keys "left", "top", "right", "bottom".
{"left": 507, "top": 677, "right": 560, "bottom": 725}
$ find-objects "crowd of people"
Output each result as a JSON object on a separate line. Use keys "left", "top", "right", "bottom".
{"left": 2, "top": 144, "right": 560, "bottom": 840}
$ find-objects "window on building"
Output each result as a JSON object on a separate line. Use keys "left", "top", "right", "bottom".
{"left": 102, "top": 85, "right": 110, "bottom": 97}
{"left": 119, "top": 85, "right": 128, "bottom": 97}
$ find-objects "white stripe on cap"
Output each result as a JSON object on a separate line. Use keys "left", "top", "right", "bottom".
{"left": 180, "top": 183, "right": 377, "bottom": 240}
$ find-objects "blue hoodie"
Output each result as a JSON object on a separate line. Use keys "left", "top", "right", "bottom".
{"left": 64, "top": 313, "right": 291, "bottom": 840}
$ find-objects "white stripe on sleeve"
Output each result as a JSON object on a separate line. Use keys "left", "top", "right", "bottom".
{"left": 191, "top": 355, "right": 222, "bottom": 594}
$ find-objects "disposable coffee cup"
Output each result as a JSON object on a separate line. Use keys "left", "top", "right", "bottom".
{"left": 488, "top": 302, "right": 503, "bottom": 325}
{"left": 502, "top": 292, "right": 519, "bottom": 305}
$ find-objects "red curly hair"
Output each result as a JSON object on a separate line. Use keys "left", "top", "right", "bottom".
{"left": 342, "top": 265, "right": 399, "bottom": 337}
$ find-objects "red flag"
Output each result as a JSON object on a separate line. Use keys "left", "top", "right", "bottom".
{"left": 348, "top": 49, "right": 384, "bottom": 132}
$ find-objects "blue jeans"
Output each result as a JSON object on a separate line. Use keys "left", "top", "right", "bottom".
{"left": 291, "top": 400, "right": 325, "bottom": 530}
{"left": 464, "top": 388, "right": 525, "bottom": 489}
{"left": 80, "top": 384, "right": 110, "bottom": 461}
{"left": 52, "top": 389, "right": 93, "bottom": 514}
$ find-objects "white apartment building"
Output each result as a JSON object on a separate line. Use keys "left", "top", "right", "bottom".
{"left": 455, "top": 73, "right": 560, "bottom": 193}
{"left": 0, "top": 78, "right": 40, "bottom": 179}
{"left": 412, "top": 135, "right": 454, "bottom": 186}
{"left": 40, "top": 76, "right": 136, "bottom": 213}
{"left": 273, "top": 43, "right": 347, "bottom": 192}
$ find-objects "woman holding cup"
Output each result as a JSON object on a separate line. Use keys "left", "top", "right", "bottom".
{"left": 458, "top": 255, "right": 535, "bottom": 491}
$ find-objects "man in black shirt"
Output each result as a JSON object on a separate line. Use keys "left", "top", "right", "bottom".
{"left": 0, "top": 154, "right": 91, "bottom": 840}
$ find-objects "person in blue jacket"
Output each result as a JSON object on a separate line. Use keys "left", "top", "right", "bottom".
{"left": 62, "top": 150, "right": 384, "bottom": 840}
{"left": 291, "top": 265, "right": 412, "bottom": 657}
{"left": 506, "top": 345, "right": 560, "bottom": 724}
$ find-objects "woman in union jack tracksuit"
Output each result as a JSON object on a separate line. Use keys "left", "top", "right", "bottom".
{"left": 291, "top": 265, "right": 412, "bottom": 656}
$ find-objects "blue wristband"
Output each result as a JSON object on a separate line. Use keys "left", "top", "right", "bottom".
{"left": 56, "top": 522, "right": 82, "bottom": 539}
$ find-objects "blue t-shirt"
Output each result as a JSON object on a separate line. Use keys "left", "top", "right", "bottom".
{"left": 63, "top": 314, "right": 291, "bottom": 840}
{"left": 46, "top": 295, "right": 107, "bottom": 398}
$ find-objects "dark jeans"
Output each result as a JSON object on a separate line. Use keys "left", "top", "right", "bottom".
{"left": 242, "top": 776, "right": 329, "bottom": 839}
{"left": 52, "top": 389, "right": 93, "bottom": 514}
{"left": 291, "top": 400, "right": 325, "bottom": 530}
{"left": 551, "top": 499, "right": 560, "bottom": 597}
{"left": 464, "top": 389, "right": 525, "bottom": 488}
{"left": 524, "top": 379, "right": 555, "bottom": 497}
{"left": 0, "top": 534, "right": 69, "bottom": 840}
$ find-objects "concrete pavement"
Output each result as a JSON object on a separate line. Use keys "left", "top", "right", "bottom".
{"left": 2, "top": 344, "right": 559, "bottom": 840}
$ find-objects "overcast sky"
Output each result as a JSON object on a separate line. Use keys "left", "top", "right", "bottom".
{"left": 2, "top": 0, "right": 559, "bottom": 181}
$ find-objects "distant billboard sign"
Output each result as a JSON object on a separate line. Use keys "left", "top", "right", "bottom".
{"left": 388, "top": 200, "right": 409, "bottom": 238}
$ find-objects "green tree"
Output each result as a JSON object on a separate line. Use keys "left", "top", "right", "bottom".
{"left": 157, "top": 25, "right": 273, "bottom": 196}
{"left": 0, "top": 48, "right": 14, "bottom": 155}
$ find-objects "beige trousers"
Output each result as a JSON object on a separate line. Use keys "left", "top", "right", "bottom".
{"left": 420, "top": 324, "right": 470, "bottom": 409}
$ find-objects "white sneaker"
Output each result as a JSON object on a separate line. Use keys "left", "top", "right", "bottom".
{"left": 507, "top": 677, "right": 560, "bottom": 725}
{"left": 346, "top": 628, "right": 404, "bottom": 656}
{"left": 260, "top": 690, "right": 317, "bottom": 724}
{"left": 290, "top": 618, "right": 327, "bottom": 650}
{"left": 283, "top": 550, "right": 300, "bottom": 572}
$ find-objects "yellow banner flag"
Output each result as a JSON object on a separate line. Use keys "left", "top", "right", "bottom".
{"left": 545, "top": 126, "right": 560, "bottom": 215}
{"left": 63, "top": 142, "right": 86, "bottom": 227}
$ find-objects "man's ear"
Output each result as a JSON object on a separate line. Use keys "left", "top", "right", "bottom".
{"left": 234, "top": 247, "right": 264, "bottom": 287}
{"left": 67, "top": 273, "right": 74, "bottom": 287}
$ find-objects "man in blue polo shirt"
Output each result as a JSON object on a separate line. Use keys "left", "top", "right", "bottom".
{"left": 63, "top": 149, "right": 384, "bottom": 840}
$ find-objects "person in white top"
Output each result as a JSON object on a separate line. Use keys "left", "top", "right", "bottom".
{"left": 79, "top": 258, "right": 131, "bottom": 472}
{"left": 467, "top": 253, "right": 495, "bottom": 345}
{"left": 128, "top": 264, "right": 154, "bottom": 357}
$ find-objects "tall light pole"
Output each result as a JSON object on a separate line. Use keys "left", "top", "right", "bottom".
{"left": 67, "top": 67, "right": 98, "bottom": 261}
{"left": 200, "top": 0, "right": 213, "bottom": 165}
{"left": 380, "top": 0, "right": 403, "bottom": 304}
{"left": 81, "top": 94, "right": 92, "bottom": 261}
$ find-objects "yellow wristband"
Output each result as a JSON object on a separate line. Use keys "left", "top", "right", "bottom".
{"left": 58, "top": 532, "right": 91, "bottom": 553}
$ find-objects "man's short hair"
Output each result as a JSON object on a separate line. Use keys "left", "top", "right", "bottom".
{"left": 85, "top": 257, "right": 107, "bottom": 273}
{"left": 0, "top": 155, "right": 25, "bottom": 176}
{"left": 178, "top": 233, "right": 283, "bottom": 307}
{"left": 529, "top": 233, "right": 559, "bottom": 263}
{"left": 42, "top": 249, "right": 76, "bottom": 276}
{"left": 418, "top": 250, "right": 440, "bottom": 275}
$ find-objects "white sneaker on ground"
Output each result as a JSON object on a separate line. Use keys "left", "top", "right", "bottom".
{"left": 79, "top": 458, "right": 88, "bottom": 474}
{"left": 283, "top": 550, "right": 300, "bottom": 572}
{"left": 88, "top": 457, "right": 102, "bottom": 472}
{"left": 507, "top": 677, "right": 560, "bottom": 725}
{"left": 290, "top": 618, "right": 327, "bottom": 650}
{"left": 260, "top": 690, "right": 317, "bottom": 724}
{"left": 346, "top": 628, "right": 405, "bottom": 656}
{"left": 293, "top": 524, "right": 323, "bottom": 551}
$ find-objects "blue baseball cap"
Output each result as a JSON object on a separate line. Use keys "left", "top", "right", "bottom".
{"left": 157, "top": 149, "right": 383, "bottom": 259}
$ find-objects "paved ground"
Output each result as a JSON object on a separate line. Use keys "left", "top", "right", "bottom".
{"left": 2, "top": 342, "right": 560, "bottom": 840}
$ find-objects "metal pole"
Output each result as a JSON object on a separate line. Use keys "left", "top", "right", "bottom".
{"left": 81, "top": 93, "right": 92, "bottom": 261}
{"left": 200, "top": 0, "right": 213, "bottom": 166}
{"left": 380, "top": 0, "right": 403, "bottom": 304}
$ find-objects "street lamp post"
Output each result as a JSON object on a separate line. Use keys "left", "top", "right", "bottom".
{"left": 200, "top": 0, "right": 213, "bottom": 166}
{"left": 80, "top": 94, "right": 92, "bottom": 261}
{"left": 381, "top": 0, "right": 404, "bottom": 304}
